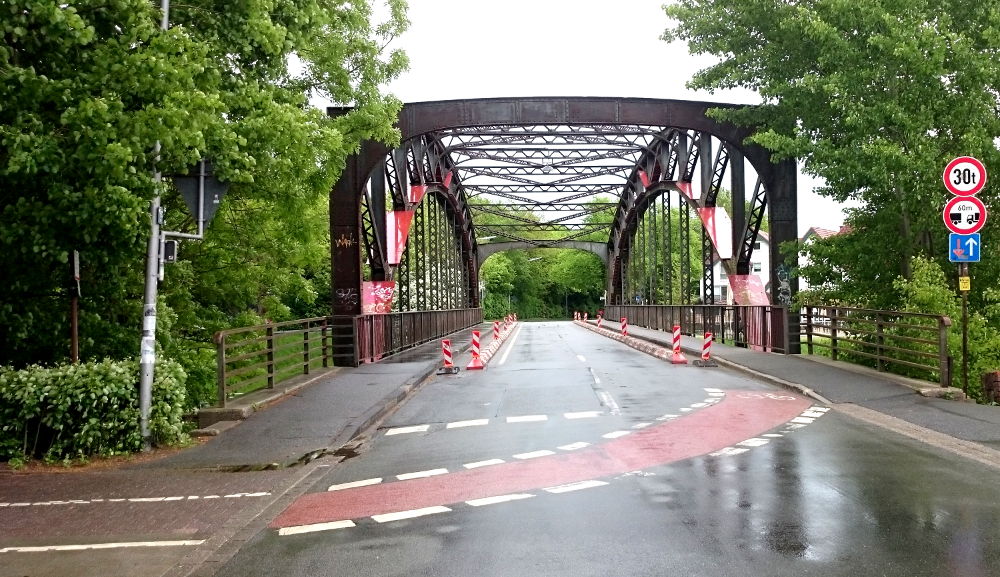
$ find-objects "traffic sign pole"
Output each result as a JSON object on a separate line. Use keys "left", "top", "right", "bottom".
{"left": 960, "top": 262, "right": 969, "bottom": 395}
{"left": 941, "top": 156, "right": 987, "bottom": 394}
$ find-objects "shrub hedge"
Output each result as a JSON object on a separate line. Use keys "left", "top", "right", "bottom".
{"left": 0, "top": 358, "right": 188, "bottom": 463}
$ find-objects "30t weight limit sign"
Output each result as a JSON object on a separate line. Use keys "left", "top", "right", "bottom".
{"left": 943, "top": 156, "right": 988, "bottom": 196}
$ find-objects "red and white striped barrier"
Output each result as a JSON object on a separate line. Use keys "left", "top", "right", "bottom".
{"left": 583, "top": 312, "right": 588, "bottom": 321}
{"left": 479, "top": 317, "right": 518, "bottom": 366}
{"left": 620, "top": 317, "right": 628, "bottom": 336}
{"left": 437, "top": 339, "right": 460, "bottom": 374}
{"left": 694, "top": 331, "right": 718, "bottom": 367}
{"left": 467, "top": 331, "right": 485, "bottom": 370}
{"left": 670, "top": 325, "right": 688, "bottom": 365}
{"left": 596, "top": 315, "right": 602, "bottom": 329}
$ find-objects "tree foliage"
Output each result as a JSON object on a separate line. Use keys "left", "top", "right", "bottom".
{"left": 1, "top": 0, "right": 408, "bottom": 372}
{"left": 663, "top": 0, "right": 1000, "bottom": 304}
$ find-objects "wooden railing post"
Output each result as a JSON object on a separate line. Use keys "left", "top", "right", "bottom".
{"left": 266, "top": 324, "right": 275, "bottom": 389}
{"left": 830, "top": 307, "right": 839, "bottom": 362}
{"left": 940, "top": 316, "right": 953, "bottom": 387}
{"left": 303, "top": 319, "right": 311, "bottom": 375}
{"left": 876, "top": 312, "right": 885, "bottom": 372}
{"left": 214, "top": 331, "right": 227, "bottom": 408}
{"left": 805, "top": 306, "right": 814, "bottom": 355}
{"left": 321, "top": 318, "right": 329, "bottom": 368}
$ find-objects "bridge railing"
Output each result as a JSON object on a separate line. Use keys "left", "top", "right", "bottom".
{"left": 800, "top": 306, "right": 952, "bottom": 386}
{"left": 213, "top": 317, "right": 332, "bottom": 407}
{"left": 212, "top": 308, "right": 482, "bottom": 407}
{"left": 356, "top": 308, "right": 483, "bottom": 364}
{"left": 604, "top": 305, "right": 789, "bottom": 354}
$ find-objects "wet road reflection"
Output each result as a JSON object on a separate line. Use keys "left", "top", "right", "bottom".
{"left": 646, "top": 412, "right": 1000, "bottom": 575}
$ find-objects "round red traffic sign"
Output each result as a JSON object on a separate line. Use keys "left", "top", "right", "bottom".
{"left": 943, "top": 156, "right": 988, "bottom": 196}
{"left": 943, "top": 195, "right": 987, "bottom": 234}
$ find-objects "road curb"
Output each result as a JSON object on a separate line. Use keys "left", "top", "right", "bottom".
{"left": 573, "top": 320, "right": 833, "bottom": 405}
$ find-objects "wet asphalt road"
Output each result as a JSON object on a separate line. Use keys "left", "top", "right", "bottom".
{"left": 212, "top": 322, "right": 1000, "bottom": 577}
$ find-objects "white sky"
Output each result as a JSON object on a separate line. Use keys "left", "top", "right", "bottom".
{"left": 371, "top": 0, "right": 850, "bottom": 236}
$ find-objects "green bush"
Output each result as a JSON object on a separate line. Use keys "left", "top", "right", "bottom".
{"left": 0, "top": 358, "right": 188, "bottom": 463}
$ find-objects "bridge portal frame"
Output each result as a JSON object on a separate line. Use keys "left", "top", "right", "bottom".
{"left": 329, "top": 97, "right": 799, "bottom": 364}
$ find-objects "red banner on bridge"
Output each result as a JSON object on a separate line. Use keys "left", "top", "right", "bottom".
{"left": 362, "top": 281, "right": 395, "bottom": 314}
{"left": 386, "top": 210, "right": 414, "bottom": 265}
{"left": 728, "top": 274, "right": 770, "bottom": 305}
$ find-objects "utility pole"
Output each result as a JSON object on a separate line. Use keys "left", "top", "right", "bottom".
{"left": 138, "top": 0, "right": 171, "bottom": 450}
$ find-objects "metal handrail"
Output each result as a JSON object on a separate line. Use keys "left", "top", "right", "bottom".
{"left": 356, "top": 308, "right": 483, "bottom": 364}
{"left": 213, "top": 309, "right": 484, "bottom": 407}
{"left": 213, "top": 317, "right": 331, "bottom": 407}
{"left": 800, "top": 305, "right": 952, "bottom": 386}
{"left": 604, "top": 304, "right": 789, "bottom": 354}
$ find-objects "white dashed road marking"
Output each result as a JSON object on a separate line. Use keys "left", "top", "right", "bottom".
{"left": 372, "top": 506, "right": 452, "bottom": 523}
{"left": 466, "top": 494, "right": 535, "bottom": 507}
{"left": 506, "top": 415, "right": 548, "bottom": 423}
{"left": 464, "top": 459, "right": 506, "bottom": 469}
{"left": 544, "top": 480, "right": 609, "bottom": 494}
{"left": 397, "top": 468, "right": 448, "bottom": 481}
{"left": 328, "top": 478, "right": 383, "bottom": 492}
{"left": 278, "top": 520, "right": 356, "bottom": 536}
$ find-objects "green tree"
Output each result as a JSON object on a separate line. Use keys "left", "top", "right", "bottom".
{"left": 0, "top": 0, "right": 408, "bottom": 368}
{"left": 663, "top": 0, "right": 1000, "bottom": 306}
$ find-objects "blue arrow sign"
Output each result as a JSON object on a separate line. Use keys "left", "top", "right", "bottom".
{"left": 949, "top": 233, "right": 981, "bottom": 262}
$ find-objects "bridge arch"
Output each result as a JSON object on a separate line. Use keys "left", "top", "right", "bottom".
{"left": 329, "top": 97, "right": 798, "bottom": 363}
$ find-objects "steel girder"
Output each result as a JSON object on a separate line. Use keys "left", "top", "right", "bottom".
{"left": 330, "top": 98, "right": 799, "bottom": 360}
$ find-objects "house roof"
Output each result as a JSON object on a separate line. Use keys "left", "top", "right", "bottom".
{"left": 802, "top": 225, "right": 851, "bottom": 242}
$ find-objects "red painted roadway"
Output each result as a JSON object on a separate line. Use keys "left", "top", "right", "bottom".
{"left": 271, "top": 391, "right": 812, "bottom": 528}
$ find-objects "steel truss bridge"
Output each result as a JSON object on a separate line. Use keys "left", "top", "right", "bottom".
{"left": 327, "top": 97, "right": 798, "bottom": 366}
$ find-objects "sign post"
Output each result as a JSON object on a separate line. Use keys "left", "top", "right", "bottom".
{"left": 943, "top": 156, "right": 988, "bottom": 395}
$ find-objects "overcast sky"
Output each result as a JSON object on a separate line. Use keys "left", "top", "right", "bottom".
{"left": 372, "top": 0, "right": 850, "bottom": 235}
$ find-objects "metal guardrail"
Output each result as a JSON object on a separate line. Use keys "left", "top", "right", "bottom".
{"left": 605, "top": 305, "right": 790, "bottom": 354}
{"left": 800, "top": 305, "right": 952, "bottom": 386}
{"left": 213, "top": 309, "right": 483, "bottom": 407}
{"left": 356, "top": 308, "right": 483, "bottom": 364}
{"left": 213, "top": 317, "right": 332, "bottom": 407}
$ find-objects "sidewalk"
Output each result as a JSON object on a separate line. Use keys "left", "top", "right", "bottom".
{"left": 580, "top": 318, "right": 1000, "bottom": 455}
{"left": 132, "top": 325, "right": 486, "bottom": 471}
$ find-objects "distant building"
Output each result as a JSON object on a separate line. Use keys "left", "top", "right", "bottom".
{"left": 703, "top": 225, "right": 851, "bottom": 304}
{"left": 799, "top": 225, "right": 852, "bottom": 292}
{"left": 705, "top": 230, "right": 770, "bottom": 304}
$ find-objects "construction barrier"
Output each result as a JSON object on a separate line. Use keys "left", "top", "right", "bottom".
{"left": 437, "top": 338, "right": 460, "bottom": 374}
{"left": 597, "top": 315, "right": 602, "bottom": 329}
{"left": 694, "top": 331, "right": 718, "bottom": 367}
{"left": 620, "top": 316, "right": 628, "bottom": 336}
{"left": 670, "top": 325, "right": 688, "bottom": 365}
{"left": 467, "top": 331, "right": 485, "bottom": 370}
{"left": 493, "top": 321, "right": 500, "bottom": 341}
